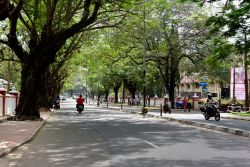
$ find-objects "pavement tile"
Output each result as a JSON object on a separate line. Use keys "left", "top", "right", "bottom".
{"left": 0, "top": 111, "right": 52, "bottom": 158}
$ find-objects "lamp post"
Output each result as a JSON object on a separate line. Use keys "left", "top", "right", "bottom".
{"left": 233, "top": 65, "right": 236, "bottom": 105}
{"left": 230, "top": 59, "right": 236, "bottom": 105}
{"left": 85, "top": 76, "right": 88, "bottom": 103}
{"left": 81, "top": 67, "right": 89, "bottom": 104}
{"left": 97, "top": 76, "right": 100, "bottom": 107}
{"left": 143, "top": 0, "right": 146, "bottom": 108}
{"left": 243, "top": 31, "right": 249, "bottom": 110}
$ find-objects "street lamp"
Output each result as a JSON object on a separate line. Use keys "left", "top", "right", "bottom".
{"left": 81, "top": 67, "right": 88, "bottom": 104}
{"left": 143, "top": 0, "right": 146, "bottom": 108}
{"left": 230, "top": 59, "right": 237, "bottom": 105}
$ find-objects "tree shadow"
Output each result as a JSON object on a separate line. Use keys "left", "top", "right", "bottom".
{"left": 12, "top": 106, "right": 250, "bottom": 167}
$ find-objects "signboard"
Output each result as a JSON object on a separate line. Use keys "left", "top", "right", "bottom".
{"left": 202, "top": 87, "right": 208, "bottom": 93}
{"left": 199, "top": 82, "right": 208, "bottom": 87}
{"left": 230, "top": 67, "right": 245, "bottom": 100}
{"left": 199, "top": 81, "right": 208, "bottom": 93}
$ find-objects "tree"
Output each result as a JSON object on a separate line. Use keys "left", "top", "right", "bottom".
{"left": 0, "top": 46, "right": 21, "bottom": 91}
{"left": 200, "top": 0, "right": 250, "bottom": 108}
{"left": 0, "top": 0, "right": 134, "bottom": 120}
{"left": 143, "top": 1, "right": 211, "bottom": 107}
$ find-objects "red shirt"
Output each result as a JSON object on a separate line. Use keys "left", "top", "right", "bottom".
{"left": 76, "top": 97, "right": 85, "bottom": 104}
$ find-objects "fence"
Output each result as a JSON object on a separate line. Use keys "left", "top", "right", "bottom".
{"left": 0, "top": 93, "right": 19, "bottom": 117}
{"left": 118, "top": 97, "right": 200, "bottom": 110}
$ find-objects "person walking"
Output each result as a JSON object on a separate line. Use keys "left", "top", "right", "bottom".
{"left": 183, "top": 96, "right": 187, "bottom": 112}
{"left": 187, "top": 96, "right": 192, "bottom": 112}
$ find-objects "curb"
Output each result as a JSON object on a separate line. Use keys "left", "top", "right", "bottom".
{"left": 0, "top": 117, "right": 7, "bottom": 123}
{"left": 0, "top": 111, "right": 54, "bottom": 158}
{"left": 125, "top": 110, "right": 250, "bottom": 138}
{"left": 221, "top": 116, "right": 250, "bottom": 121}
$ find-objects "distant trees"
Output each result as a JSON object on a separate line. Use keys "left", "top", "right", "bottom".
{"left": 77, "top": 0, "right": 218, "bottom": 108}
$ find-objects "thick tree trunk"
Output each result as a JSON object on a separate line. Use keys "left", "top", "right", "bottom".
{"left": 46, "top": 69, "right": 64, "bottom": 108}
{"left": 169, "top": 78, "right": 175, "bottom": 109}
{"left": 124, "top": 80, "right": 137, "bottom": 99}
{"left": 113, "top": 86, "right": 120, "bottom": 103}
{"left": 15, "top": 64, "right": 48, "bottom": 120}
{"left": 105, "top": 92, "right": 109, "bottom": 102}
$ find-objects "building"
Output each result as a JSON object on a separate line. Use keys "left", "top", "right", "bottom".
{"left": 178, "top": 74, "right": 221, "bottom": 101}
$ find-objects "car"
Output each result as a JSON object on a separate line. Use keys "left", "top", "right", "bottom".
{"left": 60, "top": 96, "right": 67, "bottom": 101}
{"left": 176, "top": 100, "right": 183, "bottom": 109}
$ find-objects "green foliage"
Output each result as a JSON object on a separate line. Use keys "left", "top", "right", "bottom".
{"left": 0, "top": 46, "right": 21, "bottom": 90}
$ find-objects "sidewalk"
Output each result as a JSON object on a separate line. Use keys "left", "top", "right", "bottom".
{"left": 0, "top": 111, "right": 52, "bottom": 158}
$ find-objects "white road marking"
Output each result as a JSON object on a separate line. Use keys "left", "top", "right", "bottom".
{"left": 9, "top": 162, "right": 17, "bottom": 167}
{"left": 8, "top": 153, "right": 23, "bottom": 159}
{"left": 20, "top": 146, "right": 29, "bottom": 151}
{"left": 142, "top": 139, "right": 159, "bottom": 148}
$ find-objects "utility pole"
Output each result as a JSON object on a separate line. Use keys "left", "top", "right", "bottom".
{"left": 244, "top": 30, "right": 249, "bottom": 110}
{"left": 233, "top": 65, "right": 236, "bottom": 105}
{"left": 143, "top": 0, "right": 146, "bottom": 108}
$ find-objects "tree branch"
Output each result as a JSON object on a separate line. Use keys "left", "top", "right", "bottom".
{"left": 58, "top": 0, "right": 101, "bottom": 40}
{"left": 0, "top": 39, "right": 9, "bottom": 45}
{"left": 8, "top": 0, "right": 27, "bottom": 61}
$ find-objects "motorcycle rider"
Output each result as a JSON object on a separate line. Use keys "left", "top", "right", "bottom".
{"left": 206, "top": 93, "right": 214, "bottom": 103}
{"left": 206, "top": 93, "right": 216, "bottom": 113}
{"left": 200, "top": 93, "right": 220, "bottom": 121}
{"left": 76, "top": 94, "right": 85, "bottom": 113}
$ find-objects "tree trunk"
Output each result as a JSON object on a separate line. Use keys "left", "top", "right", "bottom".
{"left": 15, "top": 64, "right": 48, "bottom": 120}
{"left": 169, "top": 76, "right": 176, "bottom": 109}
{"left": 113, "top": 86, "right": 120, "bottom": 103}
{"left": 114, "top": 89, "right": 119, "bottom": 103}
{"left": 124, "top": 79, "right": 137, "bottom": 99}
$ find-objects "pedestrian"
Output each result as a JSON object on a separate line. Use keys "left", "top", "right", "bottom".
{"left": 147, "top": 95, "right": 150, "bottom": 105}
{"left": 183, "top": 96, "right": 187, "bottom": 112}
{"left": 187, "top": 96, "right": 192, "bottom": 112}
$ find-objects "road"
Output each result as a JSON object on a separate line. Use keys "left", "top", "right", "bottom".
{"left": 1, "top": 101, "right": 250, "bottom": 167}
{"left": 148, "top": 109, "right": 250, "bottom": 133}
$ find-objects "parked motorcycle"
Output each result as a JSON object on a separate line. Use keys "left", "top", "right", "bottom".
{"left": 54, "top": 100, "right": 60, "bottom": 110}
{"left": 200, "top": 102, "right": 220, "bottom": 121}
{"left": 163, "top": 103, "right": 171, "bottom": 114}
{"left": 76, "top": 104, "right": 84, "bottom": 114}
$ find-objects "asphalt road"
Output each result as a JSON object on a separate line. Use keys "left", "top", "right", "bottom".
{"left": 1, "top": 102, "right": 250, "bottom": 167}
{"left": 148, "top": 109, "right": 250, "bottom": 133}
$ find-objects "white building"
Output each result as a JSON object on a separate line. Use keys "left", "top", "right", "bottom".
{"left": 178, "top": 74, "right": 221, "bottom": 100}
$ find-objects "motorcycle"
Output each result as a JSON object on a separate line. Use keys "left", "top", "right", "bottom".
{"left": 76, "top": 104, "right": 84, "bottom": 114}
{"left": 200, "top": 102, "right": 220, "bottom": 121}
{"left": 163, "top": 102, "right": 171, "bottom": 114}
{"left": 54, "top": 100, "right": 60, "bottom": 110}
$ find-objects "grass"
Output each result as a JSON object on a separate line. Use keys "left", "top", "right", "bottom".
{"left": 231, "top": 112, "right": 250, "bottom": 117}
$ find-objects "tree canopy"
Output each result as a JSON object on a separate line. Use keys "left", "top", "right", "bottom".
{"left": 0, "top": 0, "right": 249, "bottom": 119}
